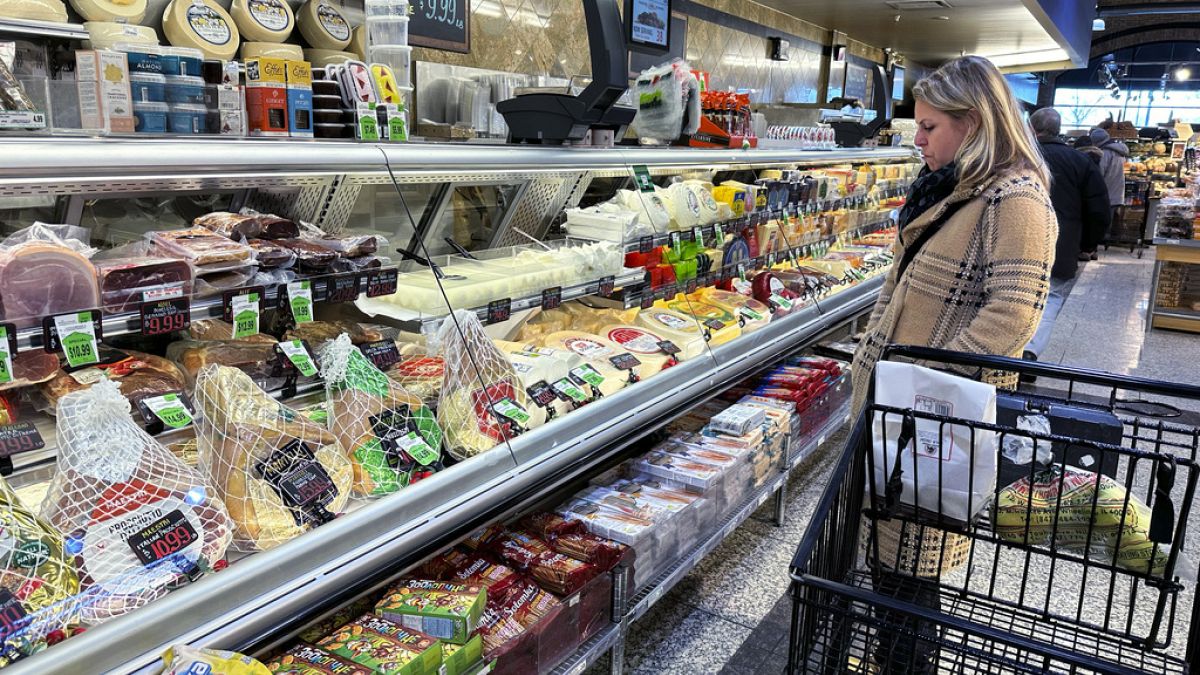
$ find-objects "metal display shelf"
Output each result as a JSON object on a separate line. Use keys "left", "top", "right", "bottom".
{"left": 0, "top": 17, "right": 88, "bottom": 40}
{"left": 619, "top": 209, "right": 900, "bottom": 255}
{"left": 4, "top": 275, "right": 882, "bottom": 675}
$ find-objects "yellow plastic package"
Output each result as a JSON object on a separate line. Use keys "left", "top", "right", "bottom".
{"left": 162, "top": 644, "right": 271, "bottom": 674}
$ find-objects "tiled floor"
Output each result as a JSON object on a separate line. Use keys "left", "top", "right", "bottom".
{"left": 615, "top": 245, "right": 1200, "bottom": 674}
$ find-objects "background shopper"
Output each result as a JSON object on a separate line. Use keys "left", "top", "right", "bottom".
{"left": 1090, "top": 127, "right": 1130, "bottom": 252}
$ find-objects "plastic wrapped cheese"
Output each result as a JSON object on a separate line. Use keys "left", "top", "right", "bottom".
{"left": 536, "top": 331, "right": 641, "bottom": 391}
{"left": 70, "top": 0, "right": 146, "bottom": 23}
{"left": 2, "top": 0, "right": 68, "bottom": 22}
{"left": 600, "top": 325, "right": 673, "bottom": 376}
{"left": 241, "top": 41, "right": 302, "bottom": 60}
{"left": 697, "top": 288, "right": 772, "bottom": 333}
{"left": 661, "top": 296, "right": 741, "bottom": 346}
{"left": 613, "top": 189, "right": 670, "bottom": 233}
{"left": 634, "top": 308, "right": 707, "bottom": 360}
{"left": 297, "top": 0, "right": 351, "bottom": 49}
{"left": 231, "top": 0, "right": 294, "bottom": 42}
{"left": 494, "top": 340, "right": 584, "bottom": 421}
{"left": 162, "top": 0, "right": 240, "bottom": 61}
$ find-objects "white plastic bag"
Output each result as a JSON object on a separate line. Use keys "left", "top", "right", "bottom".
{"left": 871, "top": 361, "right": 997, "bottom": 523}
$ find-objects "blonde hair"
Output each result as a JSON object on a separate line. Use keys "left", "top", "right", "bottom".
{"left": 913, "top": 56, "right": 1049, "bottom": 189}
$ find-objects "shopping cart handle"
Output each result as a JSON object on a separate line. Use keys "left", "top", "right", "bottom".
{"left": 879, "top": 345, "right": 1200, "bottom": 400}
{"left": 883, "top": 413, "right": 915, "bottom": 516}
{"left": 1149, "top": 460, "right": 1177, "bottom": 545}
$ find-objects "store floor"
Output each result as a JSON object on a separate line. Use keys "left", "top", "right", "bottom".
{"left": 594, "top": 246, "right": 1199, "bottom": 674}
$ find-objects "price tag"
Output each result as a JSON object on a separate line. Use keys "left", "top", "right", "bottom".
{"left": 766, "top": 251, "right": 777, "bottom": 266}
{"left": 139, "top": 392, "right": 194, "bottom": 429}
{"left": 140, "top": 285, "right": 190, "bottom": 337}
{"left": 393, "top": 429, "right": 438, "bottom": 466}
{"left": 0, "top": 325, "right": 15, "bottom": 386}
{"left": 659, "top": 282, "right": 678, "bottom": 300}
{"left": 685, "top": 278, "right": 698, "bottom": 294}
{"left": 569, "top": 364, "right": 605, "bottom": 388}
{"left": 640, "top": 292, "right": 655, "bottom": 310}
{"left": 0, "top": 422, "right": 44, "bottom": 458}
{"left": 737, "top": 262, "right": 748, "bottom": 280}
{"left": 769, "top": 294, "right": 794, "bottom": 311}
{"left": 326, "top": 273, "right": 361, "bottom": 303}
{"left": 609, "top": 353, "right": 642, "bottom": 371}
{"left": 491, "top": 397, "right": 530, "bottom": 425}
{"left": 228, "top": 291, "right": 262, "bottom": 339}
{"left": 364, "top": 268, "right": 399, "bottom": 297}
{"left": 359, "top": 340, "right": 401, "bottom": 371}
{"left": 487, "top": 298, "right": 512, "bottom": 324}
{"left": 526, "top": 381, "right": 558, "bottom": 409}
{"left": 597, "top": 275, "right": 615, "bottom": 298}
{"left": 48, "top": 311, "right": 101, "bottom": 368}
{"left": 657, "top": 340, "right": 680, "bottom": 356}
{"left": 669, "top": 231, "right": 682, "bottom": 253}
{"left": 126, "top": 508, "right": 199, "bottom": 566}
{"left": 714, "top": 223, "right": 724, "bottom": 241}
{"left": 277, "top": 340, "right": 318, "bottom": 377}
{"left": 692, "top": 226, "right": 704, "bottom": 246}
{"left": 541, "top": 287, "right": 562, "bottom": 311}
{"left": 638, "top": 235, "right": 654, "bottom": 254}
{"left": 704, "top": 318, "right": 726, "bottom": 331}
{"left": 552, "top": 377, "right": 588, "bottom": 403}
{"left": 0, "top": 589, "right": 27, "bottom": 638}
{"left": 632, "top": 164, "right": 655, "bottom": 192}
{"left": 739, "top": 306, "right": 765, "bottom": 322}
{"left": 286, "top": 281, "right": 315, "bottom": 324}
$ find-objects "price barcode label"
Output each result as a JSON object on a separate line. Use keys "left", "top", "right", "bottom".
{"left": 364, "top": 268, "right": 399, "bottom": 297}
{"left": 487, "top": 298, "right": 512, "bottom": 324}
{"left": 541, "top": 287, "right": 562, "bottom": 311}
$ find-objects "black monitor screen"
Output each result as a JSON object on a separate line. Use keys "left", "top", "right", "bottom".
{"left": 626, "top": 0, "right": 672, "bottom": 52}
{"left": 892, "top": 66, "right": 906, "bottom": 101}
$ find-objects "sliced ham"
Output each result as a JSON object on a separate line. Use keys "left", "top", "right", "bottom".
{"left": 0, "top": 243, "right": 99, "bottom": 326}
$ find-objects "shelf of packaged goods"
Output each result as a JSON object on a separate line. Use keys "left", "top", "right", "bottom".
{"left": 356, "top": 268, "right": 646, "bottom": 331}
{"left": 619, "top": 209, "right": 900, "bottom": 255}
{"left": 1154, "top": 237, "right": 1200, "bottom": 249}
{"left": 4, "top": 275, "right": 884, "bottom": 675}
{"left": 0, "top": 17, "right": 88, "bottom": 40}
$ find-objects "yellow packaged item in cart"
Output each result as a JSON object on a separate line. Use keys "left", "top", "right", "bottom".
{"left": 162, "top": 644, "right": 271, "bottom": 675}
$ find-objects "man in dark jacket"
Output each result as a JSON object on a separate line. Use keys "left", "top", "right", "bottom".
{"left": 1024, "top": 108, "right": 1112, "bottom": 362}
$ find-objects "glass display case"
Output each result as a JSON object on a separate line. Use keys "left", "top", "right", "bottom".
{"left": 0, "top": 137, "right": 917, "bottom": 674}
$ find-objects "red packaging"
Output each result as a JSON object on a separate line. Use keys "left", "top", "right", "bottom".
{"left": 483, "top": 580, "right": 566, "bottom": 675}
{"left": 487, "top": 530, "right": 599, "bottom": 596}
{"left": 417, "top": 548, "right": 522, "bottom": 599}
{"left": 551, "top": 532, "right": 627, "bottom": 572}
{"left": 519, "top": 512, "right": 585, "bottom": 542}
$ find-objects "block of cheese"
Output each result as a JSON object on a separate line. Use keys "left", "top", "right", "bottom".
{"left": 494, "top": 342, "right": 577, "bottom": 424}
{"left": 231, "top": 0, "right": 294, "bottom": 42}
{"left": 534, "top": 331, "right": 630, "bottom": 397}
{"left": 661, "top": 297, "right": 741, "bottom": 346}
{"left": 303, "top": 48, "right": 355, "bottom": 67}
{"left": 633, "top": 308, "right": 707, "bottom": 360}
{"left": 349, "top": 23, "right": 367, "bottom": 60}
{"left": 163, "top": 0, "right": 240, "bottom": 61}
{"left": 241, "top": 40, "right": 303, "bottom": 60}
{"left": 70, "top": 0, "right": 146, "bottom": 24}
{"left": 298, "top": 0, "right": 351, "bottom": 50}
{"left": 1, "top": 0, "right": 68, "bottom": 22}
{"left": 84, "top": 21, "right": 159, "bottom": 49}
{"left": 696, "top": 288, "right": 771, "bottom": 333}
{"left": 600, "top": 325, "right": 673, "bottom": 377}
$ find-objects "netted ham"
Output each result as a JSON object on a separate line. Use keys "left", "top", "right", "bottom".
{"left": 0, "top": 243, "right": 99, "bottom": 327}
{"left": 40, "top": 347, "right": 187, "bottom": 412}
{"left": 39, "top": 379, "right": 232, "bottom": 625}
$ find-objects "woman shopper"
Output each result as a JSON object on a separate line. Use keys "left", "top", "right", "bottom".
{"left": 849, "top": 55, "right": 1057, "bottom": 674}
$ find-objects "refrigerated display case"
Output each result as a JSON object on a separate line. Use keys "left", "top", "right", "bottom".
{"left": 0, "top": 138, "right": 917, "bottom": 674}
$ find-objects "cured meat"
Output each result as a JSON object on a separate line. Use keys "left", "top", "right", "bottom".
{"left": 253, "top": 213, "right": 300, "bottom": 240}
{"left": 149, "top": 228, "right": 253, "bottom": 267}
{"left": 0, "top": 242, "right": 99, "bottom": 326}
{"left": 192, "top": 365, "right": 353, "bottom": 550}
{"left": 186, "top": 319, "right": 278, "bottom": 344}
{"left": 273, "top": 239, "right": 338, "bottom": 272}
{"left": 41, "top": 347, "right": 187, "bottom": 411}
{"left": 321, "top": 334, "right": 443, "bottom": 497}
{"left": 317, "top": 234, "right": 379, "bottom": 257}
{"left": 0, "top": 350, "right": 61, "bottom": 392}
{"left": 166, "top": 339, "right": 291, "bottom": 387}
{"left": 39, "top": 379, "right": 233, "bottom": 624}
{"left": 385, "top": 355, "right": 443, "bottom": 405}
{"left": 193, "top": 212, "right": 263, "bottom": 239}
{"left": 245, "top": 239, "right": 297, "bottom": 268}
{"left": 94, "top": 257, "right": 194, "bottom": 313}
{"left": 283, "top": 320, "right": 383, "bottom": 347}
{"left": 330, "top": 255, "right": 382, "bottom": 273}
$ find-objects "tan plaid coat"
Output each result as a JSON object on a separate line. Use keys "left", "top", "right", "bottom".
{"left": 850, "top": 168, "right": 1057, "bottom": 413}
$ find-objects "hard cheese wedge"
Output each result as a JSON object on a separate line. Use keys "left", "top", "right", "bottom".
{"left": 600, "top": 324, "right": 673, "bottom": 376}
{"left": 661, "top": 296, "right": 741, "bottom": 346}
{"left": 697, "top": 288, "right": 772, "bottom": 333}
{"left": 163, "top": 0, "right": 240, "bottom": 61}
{"left": 634, "top": 307, "right": 707, "bottom": 360}
{"left": 535, "top": 331, "right": 630, "bottom": 396}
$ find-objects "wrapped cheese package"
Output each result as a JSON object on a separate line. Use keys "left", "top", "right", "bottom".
{"left": 39, "top": 379, "right": 233, "bottom": 624}
{"left": 437, "top": 310, "right": 532, "bottom": 460}
{"left": 535, "top": 331, "right": 633, "bottom": 396}
{"left": 193, "top": 365, "right": 353, "bottom": 550}
{"left": 321, "top": 334, "right": 443, "bottom": 497}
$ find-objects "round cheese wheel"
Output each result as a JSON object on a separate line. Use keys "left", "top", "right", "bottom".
{"left": 84, "top": 21, "right": 159, "bottom": 49}
{"left": 241, "top": 40, "right": 303, "bottom": 60}
{"left": 601, "top": 325, "right": 673, "bottom": 377}
{"left": 162, "top": 0, "right": 240, "bottom": 62}
{"left": 231, "top": 0, "right": 295, "bottom": 43}
{"left": 70, "top": 0, "right": 146, "bottom": 24}
{"left": 298, "top": 0, "right": 351, "bottom": 50}
{"left": 535, "top": 331, "right": 628, "bottom": 397}
{"left": 304, "top": 48, "right": 355, "bottom": 66}
{"left": 1, "top": 0, "right": 68, "bottom": 22}
{"left": 634, "top": 308, "right": 706, "bottom": 360}
{"left": 349, "top": 23, "right": 367, "bottom": 60}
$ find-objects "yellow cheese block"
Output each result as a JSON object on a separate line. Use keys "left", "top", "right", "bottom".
{"left": 696, "top": 288, "right": 771, "bottom": 333}
{"left": 231, "top": 0, "right": 294, "bottom": 43}
{"left": 163, "top": 0, "right": 240, "bottom": 61}
{"left": 1, "top": 0, "right": 68, "bottom": 22}
{"left": 84, "top": 21, "right": 158, "bottom": 49}
{"left": 633, "top": 308, "right": 707, "bottom": 360}
{"left": 535, "top": 331, "right": 632, "bottom": 396}
{"left": 297, "top": 0, "right": 351, "bottom": 50}
{"left": 71, "top": 0, "right": 146, "bottom": 24}
{"left": 600, "top": 325, "right": 673, "bottom": 377}
{"left": 660, "top": 297, "right": 741, "bottom": 346}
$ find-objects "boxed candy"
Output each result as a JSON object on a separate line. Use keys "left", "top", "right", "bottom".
{"left": 316, "top": 613, "right": 442, "bottom": 675}
{"left": 374, "top": 580, "right": 486, "bottom": 644}
{"left": 265, "top": 644, "right": 372, "bottom": 674}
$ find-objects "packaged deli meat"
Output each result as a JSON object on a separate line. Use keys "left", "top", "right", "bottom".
{"left": 185, "top": 319, "right": 278, "bottom": 344}
{"left": 320, "top": 334, "right": 443, "bottom": 497}
{"left": 193, "top": 212, "right": 264, "bottom": 240}
{"left": 437, "top": 310, "right": 533, "bottom": 460}
{"left": 167, "top": 339, "right": 300, "bottom": 389}
{"left": 330, "top": 255, "right": 384, "bottom": 273}
{"left": 284, "top": 321, "right": 383, "bottom": 348}
{"left": 41, "top": 347, "right": 188, "bottom": 411}
{"left": 316, "top": 234, "right": 380, "bottom": 258}
{"left": 0, "top": 224, "right": 100, "bottom": 327}
{"left": 193, "top": 364, "right": 353, "bottom": 550}
{"left": 0, "top": 350, "right": 62, "bottom": 392}
{"left": 245, "top": 239, "right": 297, "bottom": 269}
{"left": 149, "top": 228, "right": 254, "bottom": 267}
{"left": 273, "top": 239, "right": 338, "bottom": 272}
{"left": 94, "top": 257, "right": 194, "bottom": 313}
{"left": 39, "top": 379, "right": 233, "bottom": 624}
{"left": 385, "top": 356, "right": 444, "bottom": 405}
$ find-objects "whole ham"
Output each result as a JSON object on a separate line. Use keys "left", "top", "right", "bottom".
{"left": 0, "top": 243, "right": 99, "bottom": 326}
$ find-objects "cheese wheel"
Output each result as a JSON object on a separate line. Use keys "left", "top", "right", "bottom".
{"left": 535, "top": 331, "right": 629, "bottom": 396}
{"left": 634, "top": 308, "right": 707, "bottom": 360}
{"left": 1, "top": 0, "right": 68, "bottom": 22}
{"left": 303, "top": 48, "right": 355, "bottom": 66}
{"left": 241, "top": 40, "right": 303, "bottom": 60}
{"left": 349, "top": 23, "right": 367, "bottom": 60}
{"left": 297, "top": 0, "right": 351, "bottom": 50}
{"left": 600, "top": 325, "right": 673, "bottom": 377}
{"left": 70, "top": 0, "right": 146, "bottom": 24}
{"left": 661, "top": 297, "right": 741, "bottom": 346}
{"left": 84, "top": 21, "right": 159, "bottom": 49}
{"left": 163, "top": 0, "right": 240, "bottom": 61}
{"left": 697, "top": 288, "right": 771, "bottom": 333}
{"left": 231, "top": 0, "right": 295, "bottom": 42}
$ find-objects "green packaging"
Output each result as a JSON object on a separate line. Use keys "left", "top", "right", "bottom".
{"left": 374, "top": 580, "right": 486, "bottom": 645}
{"left": 317, "top": 613, "right": 442, "bottom": 675}
{"left": 441, "top": 634, "right": 484, "bottom": 675}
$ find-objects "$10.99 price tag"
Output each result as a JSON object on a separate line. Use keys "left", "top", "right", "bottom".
{"left": 48, "top": 311, "right": 101, "bottom": 368}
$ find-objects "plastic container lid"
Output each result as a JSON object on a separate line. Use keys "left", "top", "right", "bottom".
{"left": 165, "top": 75, "right": 205, "bottom": 85}
{"left": 133, "top": 101, "right": 170, "bottom": 112}
{"left": 164, "top": 46, "right": 204, "bottom": 59}
{"left": 130, "top": 72, "right": 168, "bottom": 82}
{"left": 85, "top": 24, "right": 159, "bottom": 49}
{"left": 169, "top": 103, "right": 208, "bottom": 112}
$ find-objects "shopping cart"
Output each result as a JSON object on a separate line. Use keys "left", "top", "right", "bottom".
{"left": 788, "top": 345, "right": 1200, "bottom": 674}
{"left": 1106, "top": 178, "right": 1150, "bottom": 257}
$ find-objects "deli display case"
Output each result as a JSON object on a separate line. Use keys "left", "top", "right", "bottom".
{"left": 0, "top": 138, "right": 917, "bottom": 674}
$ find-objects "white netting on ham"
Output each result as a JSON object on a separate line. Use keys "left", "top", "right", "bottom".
{"left": 192, "top": 364, "right": 353, "bottom": 552}
{"left": 38, "top": 379, "right": 233, "bottom": 625}
{"left": 319, "top": 334, "right": 444, "bottom": 498}
{"left": 436, "top": 310, "right": 531, "bottom": 461}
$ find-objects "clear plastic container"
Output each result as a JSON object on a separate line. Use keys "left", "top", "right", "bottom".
{"left": 163, "top": 46, "right": 204, "bottom": 77}
{"left": 165, "top": 75, "right": 206, "bottom": 104}
{"left": 368, "top": 44, "right": 411, "bottom": 78}
{"left": 168, "top": 103, "right": 207, "bottom": 133}
{"left": 367, "top": 14, "right": 408, "bottom": 46}
{"left": 117, "top": 44, "right": 165, "bottom": 74}
{"left": 364, "top": 0, "right": 409, "bottom": 18}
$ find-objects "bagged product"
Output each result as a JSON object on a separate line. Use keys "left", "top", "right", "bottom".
{"left": 149, "top": 228, "right": 254, "bottom": 268}
{"left": 485, "top": 529, "right": 599, "bottom": 596}
{"left": 93, "top": 256, "right": 194, "bottom": 313}
{"left": 478, "top": 579, "right": 563, "bottom": 661}
{"left": 192, "top": 364, "right": 353, "bottom": 550}
{"left": 320, "top": 334, "right": 443, "bottom": 497}
{"left": 186, "top": 319, "right": 278, "bottom": 344}
{"left": 284, "top": 321, "right": 383, "bottom": 348}
{"left": 39, "top": 379, "right": 233, "bottom": 624}
{"left": 162, "top": 645, "right": 271, "bottom": 675}
{"left": 417, "top": 548, "right": 522, "bottom": 599}
{"left": 535, "top": 331, "right": 637, "bottom": 393}
{"left": 437, "top": 310, "right": 532, "bottom": 460}
{"left": 385, "top": 356, "right": 445, "bottom": 406}
{"left": 872, "top": 361, "right": 998, "bottom": 524}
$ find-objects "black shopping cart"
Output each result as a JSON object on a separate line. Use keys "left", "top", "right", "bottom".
{"left": 788, "top": 345, "right": 1200, "bottom": 674}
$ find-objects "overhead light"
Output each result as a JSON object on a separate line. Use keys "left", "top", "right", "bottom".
{"left": 986, "top": 48, "right": 1070, "bottom": 68}
{"left": 932, "top": 15, "right": 950, "bottom": 21}
{"left": 1093, "top": 18, "right": 1105, "bottom": 31}
{"left": 1177, "top": 67, "right": 1192, "bottom": 81}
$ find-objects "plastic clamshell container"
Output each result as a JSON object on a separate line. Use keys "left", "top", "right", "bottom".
{"left": 367, "top": 14, "right": 408, "bottom": 46}
{"left": 129, "top": 72, "right": 167, "bottom": 103}
{"left": 133, "top": 101, "right": 169, "bottom": 132}
{"left": 163, "top": 46, "right": 204, "bottom": 76}
{"left": 367, "top": 44, "right": 410, "bottom": 79}
{"left": 165, "top": 75, "right": 206, "bottom": 104}
{"left": 168, "top": 103, "right": 207, "bottom": 133}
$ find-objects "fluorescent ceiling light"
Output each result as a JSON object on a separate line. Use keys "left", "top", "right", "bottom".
{"left": 986, "top": 48, "right": 1070, "bottom": 68}
{"left": 1177, "top": 67, "right": 1192, "bottom": 81}
{"left": 1093, "top": 18, "right": 1105, "bottom": 31}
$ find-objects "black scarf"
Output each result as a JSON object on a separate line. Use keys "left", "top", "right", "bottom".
{"left": 897, "top": 162, "right": 959, "bottom": 229}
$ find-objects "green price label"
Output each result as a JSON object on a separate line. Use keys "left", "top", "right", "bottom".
{"left": 552, "top": 378, "right": 588, "bottom": 403}
{"left": 232, "top": 293, "right": 260, "bottom": 339}
{"left": 357, "top": 103, "right": 380, "bottom": 141}
{"left": 714, "top": 223, "right": 724, "bottom": 242}
{"left": 492, "top": 397, "right": 530, "bottom": 425}
{"left": 693, "top": 226, "right": 704, "bottom": 247}
{"left": 144, "top": 393, "right": 193, "bottom": 429}
{"left": 570, "top": 365, "right": 605, "bottom": 388}
{"left": 0, "top": 327, "right": 10, "bottom": 385}
{"left": 398, "top": 431, "right": 438, "bottom": 465}
{"left": 633, "top": 165, "right": 655, "bottom": 193}
{"left": 280, "top": 340, "right": 318, "bottom": 377}
{"left": 288, "top": 281, "right": 314, "bottom": 324}
{"left": 55, "top": 311, "right": 100, "bottom": 369}
{"left": 739, "top": 306, "right": 764, "bottom": 322}
{"left": 770, "top": 293, "right": 794, "bottom": 311}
